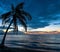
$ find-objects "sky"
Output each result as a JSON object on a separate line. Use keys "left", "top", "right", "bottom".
{"left": 0, "top": 0, "right": 60, "bottom": 32}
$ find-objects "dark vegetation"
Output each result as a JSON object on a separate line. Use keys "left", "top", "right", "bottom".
{"left": 0, "top": 2, "right": 32, "bottom": 49}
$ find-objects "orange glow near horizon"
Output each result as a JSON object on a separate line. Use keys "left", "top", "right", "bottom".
{"left": 29, "top": 28, "right": 60, "bottom": 32}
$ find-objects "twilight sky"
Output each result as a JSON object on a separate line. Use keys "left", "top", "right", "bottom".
{"left": 0, "top": 0, "right": 60, "bottom": 31}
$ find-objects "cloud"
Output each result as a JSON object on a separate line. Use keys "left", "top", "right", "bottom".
{"left": 54, "top": 23, "right": 60, "bottom": 25}
{"left": 28, "top": 22, "right": 49, "bottom": 29}
{"left": 27, "top": 13, "right": 60, "bottom": 28}
{"left": 0, "top": 0, "right": 60, "bottom": 29}
{"left": 0, "top": 26, "right": 14, "bottom": 29}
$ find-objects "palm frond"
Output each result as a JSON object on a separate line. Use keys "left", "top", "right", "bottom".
{"left": 22, "top": 11, "right": 32, "bottom": 20}
{"left": 2, "top": 18, "right": 9, "bottom": 25}
{"left": 13, "top": 15, "right": 18, "bottom": 31}
{"left": 4, "top": 18, "right": 10, "bottom": 24}
{"left": 18, "top": 17, "right": 27, "bottom": 32}
{"left": 2, "top": 12, "right": 11, "bottom": 20}
{"left": 16, "top": 12, "right": 26, "bottom": 22}
{"left": 16, "top": 2, "right": 24, "bottom": 10}
{"left": 11, "top": 4, "right": 15, "bottom": 11}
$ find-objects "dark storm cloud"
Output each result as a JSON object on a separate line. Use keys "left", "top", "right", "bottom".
{"left": 27, "top": 16, "right": 50, "bottom": 28}
{"left": 25, "top": 0, "right": 60, "bottom": 28}
{"left": 0, "top": 0, "right": 60, "bottom": 29}
{"left": 28, "top": 21, "right": 49, "bottom": 28}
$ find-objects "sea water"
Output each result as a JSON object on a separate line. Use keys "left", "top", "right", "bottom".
{"left": 0, "top": 34, "right": 60, "bottom": 52}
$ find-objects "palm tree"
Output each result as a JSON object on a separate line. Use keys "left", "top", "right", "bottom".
{"left": 1, "top": 2, "right": 32, "bottom": 47}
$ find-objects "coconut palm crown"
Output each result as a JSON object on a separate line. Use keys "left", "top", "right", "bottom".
{"left": 1, "top": 2, "right": 32, "bottom": 46}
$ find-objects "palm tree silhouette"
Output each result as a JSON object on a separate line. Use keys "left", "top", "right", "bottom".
{"left": 1, "top": 2, "right": 32, "bottom": 47}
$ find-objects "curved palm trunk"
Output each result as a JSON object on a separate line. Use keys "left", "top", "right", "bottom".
{"left": 1, "top": 20, "right": 13, "bottom": 46}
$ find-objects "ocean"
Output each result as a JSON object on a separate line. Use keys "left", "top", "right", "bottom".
{"left": 0, "top": 34, "right": 60, "bottom": 52}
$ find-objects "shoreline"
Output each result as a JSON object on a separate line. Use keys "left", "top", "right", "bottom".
{"left": 0, "top": 46, "right": 60, "bottom": 52}
{"left": 0, "top": 46, "right": 44, "bottom": 52}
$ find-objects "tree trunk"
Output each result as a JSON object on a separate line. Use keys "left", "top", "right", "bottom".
{"left": 1, "top": 20, "right": 13, "bottom": 46}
